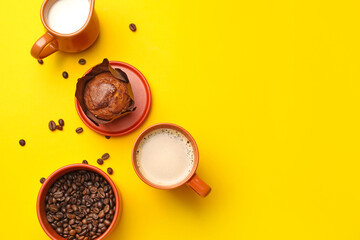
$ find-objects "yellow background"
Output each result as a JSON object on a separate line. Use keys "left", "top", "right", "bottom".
{"left": 1, "top": 0, "right": 360, "bottom": 239}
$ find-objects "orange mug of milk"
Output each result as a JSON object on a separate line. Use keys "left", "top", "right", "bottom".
{"left": 132, "top": 123, "right": 212, "bottom": 197}
{"left": 31, "top": 0, "right": 99, "bottom": 59}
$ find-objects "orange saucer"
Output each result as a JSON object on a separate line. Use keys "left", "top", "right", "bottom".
{"left": 75, "top": 61, "right": 151, "bottom": 136}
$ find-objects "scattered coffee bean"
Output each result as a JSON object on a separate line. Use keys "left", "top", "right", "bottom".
{"left": 101, "top": 153, "right": 110, "bottom": 160}
{"left": 82, "top": 160, "right": 88, "bottom": 164}
{"left": 19, "top": 139, "right": 26, "bottom": 146}
{"left": 78, "top": 58, "right": 86, "bottom": 65}
{"left": 107, "top": 168, "right": 113, "bottom": 175}
{"left": 129, "top": 23, "right": 137, "bottom": 32}
{"left": 38, "top": 59, "right": 44, "bottom": 64}
{"left": 49, "top": 121, "right": 56, "bottom": 131}
{"left": 58, "top": 119, "right": 65, "bottom": 127}
{"left": 56, "top": 125, "right": 63, "bottom": 131}
{"left": 62, "top": 71, "right": 69, "bottom": 79}
{"left": 97, "top": 159, "right": 104, "bottom": 165}
{"left": 105, "top": 136, "right": 111, "bottom": 139}
{"left": 40, "top": 177, "right": 46, "bottom": 184}
{"left": 45, "top": 170, "right": 116, "bottom": 240}
{"left": 76, "top": 127, "right": 83, "bottom": 134}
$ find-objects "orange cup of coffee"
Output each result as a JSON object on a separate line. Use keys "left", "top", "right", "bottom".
{"left": 132, "top": 123, "right": 211, "bottom": 197}
{"left": 31, "top": 0, "right": 99, "bottom": 59}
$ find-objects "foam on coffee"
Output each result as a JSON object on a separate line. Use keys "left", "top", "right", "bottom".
{"left": 46, "top": 0, "right": 90, "bottom": 34}
{"left": 136, "top": 128, "right": 195, "bottom": 187}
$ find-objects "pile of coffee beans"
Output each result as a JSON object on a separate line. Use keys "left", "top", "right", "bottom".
{"left": 45, "top": 170, "right": 116, "bottom": 240}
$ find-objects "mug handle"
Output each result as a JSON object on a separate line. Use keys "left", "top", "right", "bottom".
{"left": 31, "top": 31, "right": 58, "bottom": 59}
{"left": 186, "top": 173, "right": 211, "bottom": 197}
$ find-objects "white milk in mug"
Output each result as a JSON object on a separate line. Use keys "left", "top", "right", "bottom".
{"left": 135, "top": 128, "right": 195, "bottom": 187}
{"left": 46, "top": 0, "right": 90, "bottom": 34}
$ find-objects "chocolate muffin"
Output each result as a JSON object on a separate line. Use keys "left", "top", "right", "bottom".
{"left": 75, "top": 58, "right": 135, "bottom": 124}
{"left": 84, "top": 72, "right": 132, "bottom": 120}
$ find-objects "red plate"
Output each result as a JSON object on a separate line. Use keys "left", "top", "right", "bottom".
{"left": 75, "top": 61, "right": 151, "bottom": 136}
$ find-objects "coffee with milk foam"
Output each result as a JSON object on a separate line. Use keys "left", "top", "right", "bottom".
{"left": 46, "top": 0, "right": 90, "bottom": 34}
{"left": 136, "top": 128, "right": 195, "bottom": 186}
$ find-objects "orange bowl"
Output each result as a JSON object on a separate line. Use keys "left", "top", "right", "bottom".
{"left": 37, "top": 164, "right": 122, "bottom": 240}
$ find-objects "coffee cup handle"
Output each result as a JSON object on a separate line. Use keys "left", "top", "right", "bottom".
{"left": 186, "top": 173, "right": 211, "bottom": 197}
{"left": 31, "top": 31, "right": 58, "bottom": 59}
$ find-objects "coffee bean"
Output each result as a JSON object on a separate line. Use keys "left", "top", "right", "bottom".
{"left": 54, "top": 192, "right": 63, "bottom": 198}
{"left": 101, "top": 153, "right": 110, "bottom": 160}
{"left": 129, "top": 23, "right": 137, "bottom": 32}
{"left": 56, "top": 227, "right": 63, "bottom": 234}
{"left": 98, "top": 210, "right": 105, "bottom": 218}
{"left": 47, "top": 215, "right": 54, "bottom": 223}
{"left": 104, "top": 205, "right": 110, "bottom": 213}
{"left": 56, "top": 125, "right": 63, "bottom": 131}
{"left": 38, "top": 59, "right": 44, "bottom": 64}
{"left": 107, "top": 168, "right": 113, "bottom": 175}
{"left": 96, "top": 201, "right": 103, "bottom": 209}
{"left": 97, "top": 159, "right": 103, "bottom": 165}
{"left": 49, "top": 204, "right": 59, "bottom": 213}
{"left": 56, "top": 212, "right": 64, "bottom": 219}
{"left": 104, "top": 219, "right": 111, "bottom": 226}
{"left": 98, "top": 223, "right": 105, "bottom": 229}
{"left": 92, "top": 207, "right": 100, "bottom": 214}
{"left": 98, "top": 189, "right": 105, "bottom": 198}
{"left": 89, "top": 186, "right": 98, "bottom": 194}
{"left": 19, "top": 139, "right": 26, "bottom": 146}
{"left": 76, "top": 127, "right": 83, "bottom": 133}
{"left": 40, "top": 177, "right": 46, "bottom": 184}
{"left": 72, "top": 204, "right": 79, "bottom": 211}
{"left": 58, "top": 119, "right": 65, "bottom": 126}
{"left": 87, "top": 223, "right": 93, "bottom": 230}
{"left": 62, "top": 71, "right": 69, "bottom": 79}
{"left": 79, "top": 58, "right": 86, "bottom": 65}
{"left": 75, "top": 226, "right": 82, "bottom": 233}
{"left": 105, "top": 136, "right": 111, "bottom": 139}
{"left": 82, "top": 160, "right": 88, "bottom": 164}
{"left": 50, "top": 186, "right": 58, "bottom": 193}
{"left": 49, "top": 121, "right": 56, "bottom": 131}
